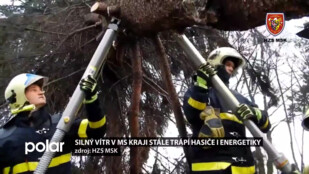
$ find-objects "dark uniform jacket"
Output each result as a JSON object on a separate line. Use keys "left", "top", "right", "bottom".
{"left": 0, "top": 99, "right": 106, "bottom": 174}
{"left": 183, "top": 68, "right": 271, "bottom": 174}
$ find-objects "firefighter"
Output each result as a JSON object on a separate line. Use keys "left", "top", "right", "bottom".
{"left": 183, "top": 47, "right": 271, "bottom": 174}
{"left": 0, "top": 73, "right": 106, "bottom": 173}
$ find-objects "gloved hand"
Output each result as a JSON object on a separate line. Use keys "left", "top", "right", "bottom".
{"left": 236, "top": 104, "right": 262, "bottom": 122}
{"left": 198, "top": 106, "right": 224, "bottom": 139}
{"left": 193, "top": 64, "right": 216, "bottom": 90}
{"left": 290, "top": 169, "right": 301, "bottom": 174}
{"left": 80, "top": 75, "right": 98, "bottom": 103}
{"left": 282, "top": 164, "right": 301, "bottom": 174}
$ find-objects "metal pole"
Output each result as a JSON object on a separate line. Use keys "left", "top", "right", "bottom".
{"left": 175, "top": 34, "right": 292, "bottom": 173}
{"left": 34, "top": 18, "right": 120, "bottom": 174}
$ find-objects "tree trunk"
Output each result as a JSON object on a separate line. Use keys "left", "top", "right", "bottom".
{"left": 92, "top": 0, "right": 309, "bottom": 34}
{"left": 129, "top": 40, "right": 143, "bottom": 174}
{"left": 154, "top": 34, "right": 190, "bottom": 165}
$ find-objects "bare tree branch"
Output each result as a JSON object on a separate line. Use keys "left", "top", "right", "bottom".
{"left": 274, "top": 61, "right": 299, "bottom": 170}
{"left": 154, "top": 34, "right": 190, "bottom": 165}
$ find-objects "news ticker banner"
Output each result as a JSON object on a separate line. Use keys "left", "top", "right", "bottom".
{"left": 72, "top": 137, "right": 263, "bottom": 156}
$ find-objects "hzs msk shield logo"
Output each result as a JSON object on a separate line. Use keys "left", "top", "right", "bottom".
{"left": 266, "top": 13, "right": 285, "bottom": 36}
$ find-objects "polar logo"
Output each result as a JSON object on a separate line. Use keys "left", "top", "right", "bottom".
{"left": 25, "top": 140, "right": 64, "bottom": 155}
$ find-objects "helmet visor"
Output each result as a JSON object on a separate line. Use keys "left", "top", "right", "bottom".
{"left": 24, "top": 74, "right": 48, "bottom": 89}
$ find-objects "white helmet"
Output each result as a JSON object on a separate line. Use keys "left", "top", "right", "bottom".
{"left": 207, "top": 47, "right": 246, "bottom": 75}
{"left": 4, "top": 73, "right": 48, "bottom": 115}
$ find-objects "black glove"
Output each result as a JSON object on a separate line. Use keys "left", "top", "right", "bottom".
{"left": 193, "top": 64, "right": 216, "bottom": 90}
{"left": 80, "top": 75, "right": 98, "bottom": 103}
{"left": 236, "top": 104, "right": 262, "bottom": 122}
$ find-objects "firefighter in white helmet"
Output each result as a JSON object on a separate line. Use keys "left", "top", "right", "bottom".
{"left": 183, "top": 47, "right": 271, "bottom": 174}
{"left": 4, "top": 73, "right": 49, "bottom": 115}
{"left": 0, "top": 73, "right": 106, "bottom": 173}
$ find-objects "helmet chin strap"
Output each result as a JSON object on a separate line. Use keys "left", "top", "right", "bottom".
{"left": 11, "top": 104, "right": 36, "bottom": 115}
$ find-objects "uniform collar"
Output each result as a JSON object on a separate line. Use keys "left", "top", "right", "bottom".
{"left": 10, "top": 112, "right": 31, "bottom": 127}
{"left": 28, "top": 106, "right": 50, "bottom": 128}
{"left": 10, "top": 106, "right": 50, "bottom": 129}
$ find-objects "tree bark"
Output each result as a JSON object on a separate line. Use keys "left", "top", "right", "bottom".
{"left": 154, "top": 34, "right": 190, "bottom": 165}
{"left": 129, "top": 40, "right": 143, "bottom": 174}
{"left": 94, "top": 0, "right": 309, "bottom": 34}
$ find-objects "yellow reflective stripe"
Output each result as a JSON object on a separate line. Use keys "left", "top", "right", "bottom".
{"left": 78, "top": 119, "right": 89, "bottom": 138}
{"left": 220, "top": 113, "right": 243, "bottom": 124}
{"left": 261, "top": 118, "right": 269, "bottom": 130}
{"left": 231, "top": 165, "right": 255, "bottom": 174}
{"left": 49, "top": 153, "right": 71, "bottom": 167}
{"left": 188, "top": 97, "right": 206, "bottom": 110}
{"left": 3, "top": 167, "right": 10, "bottom": 174}
{"left": 89, "top": 115, "right": 106, "bottom": 129}
{"left": 192, "top": 162, "right": 231, "bottom": 171}
{"left": 3, "top": 153, "right": 71, "bottom": 174}
{"left": 11, "top": 162, "right": 37, "bottom": 174}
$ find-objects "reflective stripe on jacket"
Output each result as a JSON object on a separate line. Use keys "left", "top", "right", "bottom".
{"left": 183, "top": 85, "right": 271, "bottom": 173}
{"left": 0, "top": 100, "right": 106, "bottom": 174}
